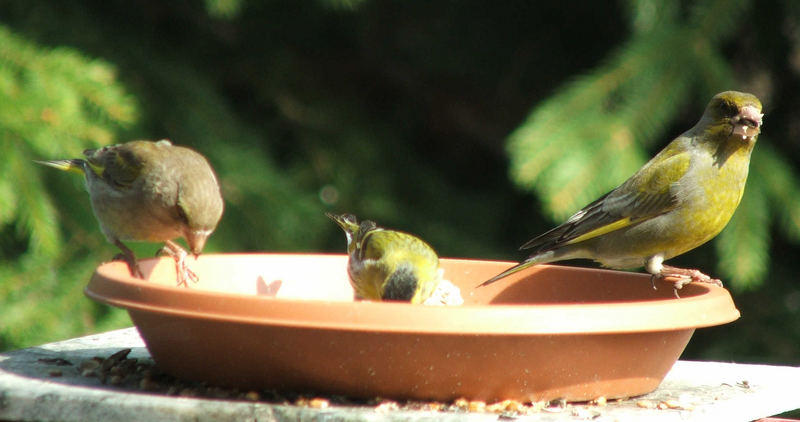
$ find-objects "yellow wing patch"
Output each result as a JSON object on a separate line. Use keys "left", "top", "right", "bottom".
{"left": 636, "top": 148, "right": 691, "bottom": 195}
{"left": 86, "top": 161, "right": 105, "bottom": 178}
{"left": 565, "top": 217, "right": 634, "bottom": 245}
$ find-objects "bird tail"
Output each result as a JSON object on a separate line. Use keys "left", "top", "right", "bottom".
{"left": 477, "top": 250, "right": 561, "bottom": 288}
{"left": 34, "top": 159, "right": 87, "bottom": 175}
{"left": 477, "top": 261, "right": 535, "bottom": 287}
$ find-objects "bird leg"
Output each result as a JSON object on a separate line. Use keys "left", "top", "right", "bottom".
{"left": 112, "top": 239, "right": 144, "bottom": 279}
{"left": 646, "top": 255, "right": 722, "bottom": 298}
{"left": 158, "top": 240, "right": 199, "bottom": 287}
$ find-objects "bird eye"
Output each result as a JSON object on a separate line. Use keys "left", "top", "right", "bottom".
{"left": 719, "top": 100, "right": 738, "bottom": 117}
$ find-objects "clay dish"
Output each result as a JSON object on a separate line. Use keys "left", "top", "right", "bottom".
{"left": 85, "top": 253, "right": 740, "bottom": 402}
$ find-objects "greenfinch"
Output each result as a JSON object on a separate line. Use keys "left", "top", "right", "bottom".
{"left": 481, "top": 91, "right": 763, "bottom": 293}
{"left": 327, "top": 213, "right": 442, "bottom": 303}
{"left": 36, "top": 139, "right": 224, "bottom": 286}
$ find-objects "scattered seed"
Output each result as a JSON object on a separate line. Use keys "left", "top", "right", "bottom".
{"left": 487, "top": 399, "right": 524, "bottom": 413}
{"left": 528, "top": 401, "right": 547, "bottom": 413}
{"left": 38, "top": 358, "right": 72, "bottom": 366}
{"left": 102, "top": 348, "right": 131, "bottom": 372}
{"left": 425, "top": 402, "right": 443, "bottom": 412}
{"left": 179, "top": 388, "right": 197, "bottom": 397}
{"left": 468, "top": 400, "right": 486, "bottom": 412}
{"left": 375, "top": 400, "right": 399, "bottom": 412}
{"left": 486, "top": 401, "right": 505, "bottom": 413}
{"left": 139, "top": 378, "right": 160, "bottom": 391}
{"left": 79, "top": 359, "right": 101, "bottom": 372}
{"left": 571, "top": 407, "right": 601, "bottom": 419}
{"left": 452, "top": 397, "right": 469, "bottom": 410}
{"left": 544, "top": 399, "right": 567, "bottom": 413}
{"left": 62, "top": 349, "right": 701, "bottom": 415}
{"left": 309, "top": 398, "right": 330, "bottom": 409}
{"left": 508, "top": 400, "right": 524, "bottom": 412}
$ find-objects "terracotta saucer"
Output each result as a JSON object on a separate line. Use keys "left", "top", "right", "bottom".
{"left": 85, "top": 253, "right": 739, "bottom": 402}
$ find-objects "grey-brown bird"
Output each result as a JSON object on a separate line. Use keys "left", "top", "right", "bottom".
{"left": 37, "top": 139, "right": 224, "bottom": 286}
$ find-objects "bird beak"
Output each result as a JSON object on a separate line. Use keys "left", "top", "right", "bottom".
{"left": 732, "top": 105, "right": 763, "bottom": 141}
{"left": 326, "top": 213, "right": 360, "bottom": 250}
{"left": 186, "top": 230, "right": 211, "bottom": 256}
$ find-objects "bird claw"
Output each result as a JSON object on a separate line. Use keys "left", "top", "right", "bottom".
{"left": 158, "top": 241, "right": 199, "bottom": 287}
{"left": 653, "top": 265, "right": 723, "bottom": 298}
{"left": 177, "top": 263, "right": 199, "bottom": 287}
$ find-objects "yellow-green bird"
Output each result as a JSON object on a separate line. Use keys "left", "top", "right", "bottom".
{"left": 327, "top": 213, "right": 442, "bottom": 303}
{"left": 480, "top": 91, "right": 763, "bottom": 292}
{"left": 36, "top": 139, "right": 224, "bottom": 286}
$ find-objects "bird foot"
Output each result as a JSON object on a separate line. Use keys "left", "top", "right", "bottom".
{"left": 650, "top": 265, "right": 722, "bottom": 298}
{"left": 157, "top": 241, "right": 199, "bottom": 287}
{"left": 111, "top": 249, "right": 144, "bottom": 280}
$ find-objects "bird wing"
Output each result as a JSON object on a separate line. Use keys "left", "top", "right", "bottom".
{"left": 85, "top": 145, "right": 143, "bottom": 189}
{"left": 520, "top": 149, "right": 692, "bottom": 254}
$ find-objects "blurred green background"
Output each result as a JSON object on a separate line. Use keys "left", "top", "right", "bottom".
{"left": 2, "top": 0, "right": 799, "bottom": 367}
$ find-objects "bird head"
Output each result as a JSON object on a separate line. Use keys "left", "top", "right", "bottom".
{"left": 703, "top": 91, "right": 763, "bottom": 144}
{"left": 179, "top": 198, "right": 222, "bottom": 257}
{"left": 327, "top": 213, "right": 378, "bottom": 254}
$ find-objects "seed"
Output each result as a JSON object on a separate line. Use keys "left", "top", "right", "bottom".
{"left": 375, "top": 400, "right": 399, "bottom": 412}
{"left": 468, "top": 400, "right": 486, "bottom": 412}
{"left": 308, "top": 398, "right": 329, "bottom": 409}
{"left": 139, "top": 378, "right": 160, "bottom": 391}
{"left": 79, "top": 359, "right": 101, "bottom": 372}
{"left": 452, "top": 397, "right": 469, "bottom": 409}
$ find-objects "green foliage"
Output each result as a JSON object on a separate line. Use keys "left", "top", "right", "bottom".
{"left": 204, "top": 0, "right": 245, "bottom": 19}
{"left": 0, "top": 25, "right": 137, "bottom": 349}
{"left": 0, "top": 26, "right": 136, "bottom": 261}
{"left": 718, "top": 142, "right": 800, "bottom": 289}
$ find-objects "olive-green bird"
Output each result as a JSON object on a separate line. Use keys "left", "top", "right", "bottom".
{"left": 480, "top": 91, "right": 763, "bottom": 292}
{"left": 36, "top": 139, "right": 224, "bottom": 286}
{"left": 327, "top": 213, "right": 442, "bottom": 303}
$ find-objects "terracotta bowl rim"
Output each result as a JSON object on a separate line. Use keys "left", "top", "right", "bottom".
{"left": 85, "top": 253, "right": 740, "bottom": 335}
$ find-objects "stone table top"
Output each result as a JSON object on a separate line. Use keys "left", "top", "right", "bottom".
{"left": 0, "top": 328, "right": 798, "bottom": 421}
